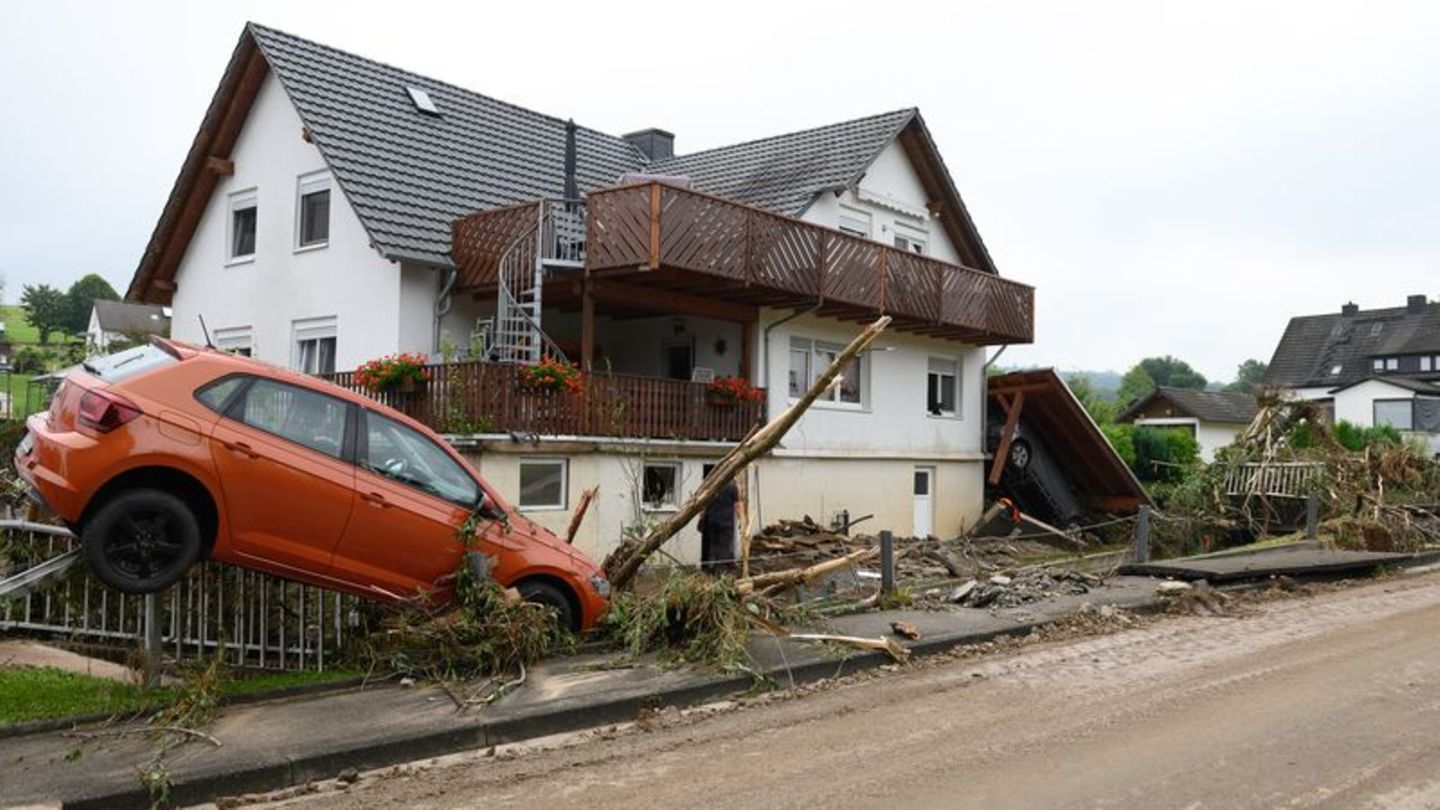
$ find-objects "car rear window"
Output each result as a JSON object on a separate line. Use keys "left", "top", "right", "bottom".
{"left": 83, "top": 344, "right": 179, "bottom": 384}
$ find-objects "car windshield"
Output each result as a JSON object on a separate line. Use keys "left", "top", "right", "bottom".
{"left": 82, "top": 343, "right": 179, "bottom": 384}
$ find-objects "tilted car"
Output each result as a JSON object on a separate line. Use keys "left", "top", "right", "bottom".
{"left": 14, "top": 340, "right": 609, "bottom": 631}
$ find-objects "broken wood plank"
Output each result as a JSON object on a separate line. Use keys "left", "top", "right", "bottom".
{"left": 735, "top": 546, "right": 877, "bottom": 596}
{"left": 788, "top": 633, "right": 910, "bottom": 663}
{"left": 565, "top": 486, "right": 598, "bottom": 544}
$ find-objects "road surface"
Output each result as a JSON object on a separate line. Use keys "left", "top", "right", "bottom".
{"left": 245, "top": 572, "right": 1440, "bottom": 810}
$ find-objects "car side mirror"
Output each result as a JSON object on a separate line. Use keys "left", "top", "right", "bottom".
{"left": 474, "top": 491, "right": 506, "bottom": 521}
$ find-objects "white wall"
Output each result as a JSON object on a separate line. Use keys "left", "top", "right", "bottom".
{"left": 759, "top": 311, "right": 986, "bottom": 459}
{"left": 1333, "top": 380, "right": 1412, "bottom": 427}
{"left": 169, "top": 72, "right": 406, "bottom": 371}
{"left": 800, "top": 138, "right": 963, "bottom": 265}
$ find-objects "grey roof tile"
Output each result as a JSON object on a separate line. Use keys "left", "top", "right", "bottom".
{"left": 1264, "top": 300, "right": 1440, "bottom": 389}
{"left": 648, "top": 109, "right": 916, "bottom": 216}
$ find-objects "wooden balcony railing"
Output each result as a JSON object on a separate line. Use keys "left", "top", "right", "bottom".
{"left": 327, "top": 360, "right": 763, "bottom": 442}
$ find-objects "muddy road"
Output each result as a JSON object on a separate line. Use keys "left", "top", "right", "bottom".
{"left": 244, "top": 572, "right": 1440, "bottom": 809}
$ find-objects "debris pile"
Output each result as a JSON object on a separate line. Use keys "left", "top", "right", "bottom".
{"left": 931, "top": 569, "right": 1101, "bottom": 610}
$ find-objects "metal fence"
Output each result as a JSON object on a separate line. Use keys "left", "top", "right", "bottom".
{"left": 1, "top": 524, "right": 360, "bottom": 671}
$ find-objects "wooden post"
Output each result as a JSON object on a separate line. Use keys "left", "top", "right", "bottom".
{"left": 988, "top": 391, "right": 1025, "bottom": 486}
{"left": 880, "top": 530, "right": 895, "bottom": 595}
{"left": 1305, "top": 492, "right": 1318, "bottom": 540}
{"left": 580, "top": 279, "right": 595, "bottom": 373}
{"left": 143, "top": 593, "right": 162, "bottom": 688}
{"left": 1134, "top": 505, "right": 1151, "bottom": 564}
{"left": 648, "top": 183, "right": 662, "bottom": 270}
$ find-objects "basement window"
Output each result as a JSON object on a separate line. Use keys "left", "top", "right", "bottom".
{"left": 407, "top": 86, "right": 440, "bottom": 115}
{"left": 518, "top": 458, "right": 568, "bottom": 511}
{"left": 229, "top": 189, "right": 257, "bottom": 262}
{"left": 642, "top": 461, "right": 681, "bottom": 511}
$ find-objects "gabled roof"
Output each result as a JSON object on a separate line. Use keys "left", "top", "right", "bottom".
{"left": 92, "top": 300, "right": 170, "bottom": 336}
{"left": 129, "top": 24, "right": 999, "bottom": 302}
{"left": 1264, "top": 299, "right": 1440, "bottom": 389}
{"left": 1118, "top": 386, "right": 1259, "bottom": 425}
{"left": 1327, "top": 376, "right": 1440, "bottom": 396}
{"left": 651, "top": 108, "right": 997, "bottom": 273}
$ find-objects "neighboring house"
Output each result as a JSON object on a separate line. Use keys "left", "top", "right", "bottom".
{"left": 1264, "top": 295, "right": 1440, "bottom": 454}
{"left": 126, "top": 24, "right": 1035, "bottom": 561}
{"left": 86, "top": 300, "right": 172, "bottom": 353}
{"left": 1117, "top": 387, "right": 1259, "bottom": 461}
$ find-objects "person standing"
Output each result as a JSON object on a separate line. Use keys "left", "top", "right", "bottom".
{"left": 700, "top": 476, "right": 738, "bottom": 574}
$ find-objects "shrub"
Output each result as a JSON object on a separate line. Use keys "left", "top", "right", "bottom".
{"left": 1130, "top": 425, "right": 1199, "bottom": 483}
{"left": 1333, "top": 420, "right": 1402, "bottom": 452}
{"left": 1101, "top": 423, "right": 1137, "bottom": 468}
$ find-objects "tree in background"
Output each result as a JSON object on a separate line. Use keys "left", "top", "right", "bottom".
{"left": 21, "top": 284, "right": 67, "bottom": 345}
{"left": 1067, "top": 374, "right": 1117, "bottom": 424}
{"left": 1224, "top": 359, "right": 1268, "bottom": 393}
{"left": 1117, "top": 355, "right": 1208, "bottom": 406}
{"left": 63, "top": 274, "right": 120, "bottom": 334}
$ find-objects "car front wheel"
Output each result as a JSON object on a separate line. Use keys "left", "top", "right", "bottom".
{"left": 517, "top": 580, "right": 578, "bottom": 633}
{"left": 82, "top": 489, "right": 203, "bottom": 594}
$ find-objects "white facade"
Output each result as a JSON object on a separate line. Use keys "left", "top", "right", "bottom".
{"left": 1329, "top": 380, "right": 1440, "bottom": 453}
{"left": 1130, "top": 416, "right": 1243, "bottom": 462}
{"left": 168, "top": 73, "right": 432, "bottom": 372}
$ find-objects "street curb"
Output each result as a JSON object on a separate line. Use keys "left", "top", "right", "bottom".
{"left": 49, "top": 556, "right": 1440, "bottom": 808}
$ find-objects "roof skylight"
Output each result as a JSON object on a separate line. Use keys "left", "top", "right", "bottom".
{"left": 406, "top": 87, "right": 440, "bottom": 115}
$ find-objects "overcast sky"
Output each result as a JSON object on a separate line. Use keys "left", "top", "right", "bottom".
{"left": 2, "top": 1, "right": 1437, "bottom": 381}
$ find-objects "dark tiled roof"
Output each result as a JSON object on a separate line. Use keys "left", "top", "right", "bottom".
{"left": 649, "top": 109, "right": 916, "bottom": 216}
{"left": 1120, "top": 387, "right": 1259, "bottom": 425}
{"left": 1264, "top": 301, "right": 1440, "bottom": 389}
{"left": 250, "top": 24, "right": 647, "bottom": 267}
{"left": 1328, "top": 376, "right": 1440, "bottom": 395}
{"left": 92, "top": 300, "right": 170, "bottom": 336}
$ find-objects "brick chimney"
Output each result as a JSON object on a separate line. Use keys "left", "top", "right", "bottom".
{"left": 1407, "top": 294, "right": 1427, "bottom": 314}
{"left": 624, "top": 128, "right": 675, "bottom": 161}
{"left": 1341, "top": 302, "right": 1359, "bottom": 316}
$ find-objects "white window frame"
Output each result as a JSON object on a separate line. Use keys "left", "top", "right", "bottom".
{"left": 837, "top": 206, "right": 872, "bottom": 240}
{"left": 228, "top": 188, "right": 258, "bottom": 264}
{"left": 641, "top": 461, "right": 683, "bottom": 512}
{"left": 789, "top": 336, "right": 866, "bottom": 408}
{"left": 292, "top": 316, "right": 338, "bottom": 375}
{"left": 1386, "top": 357, "right": 1400, "bottom": 371}
{"left": 295, "top": 171, "right": 332, "bottom": 252}
{"left": 517, "top": 457, "right": 568, "bottom": 511}
{"left": 893, "top": 221, "right": 928, "bottom": 255}
{"left": 214, "top": 326, "right": 254, "bottom": 357}
{"left": 1422, "top": 356, "right": 1433, "bottom": 373}
{"left": 926, "top": 356, "right": 961, "bottom": 418}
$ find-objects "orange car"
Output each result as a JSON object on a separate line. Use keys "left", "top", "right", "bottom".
{"left": 14, "top": 340, "right": 609, "bottom": 631}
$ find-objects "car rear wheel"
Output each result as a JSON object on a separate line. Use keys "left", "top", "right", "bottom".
{"left": 82, "top": 489, "right": 203, "bottom": 594}
{"left": 517, "top": 580, "right": 578, "bottom": 633}
{"left": 1007, "top": 437, "right": 1033, "bottom": 472}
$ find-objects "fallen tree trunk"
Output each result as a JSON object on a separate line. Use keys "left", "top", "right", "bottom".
{"left": 735, "top": 545, "right": 877, "bottom": 596}
{"left": 603, "top": 316, "right": 892, "bottom": 590}
{"left": 565, "top": 486, "right": 598, "bottom": 544}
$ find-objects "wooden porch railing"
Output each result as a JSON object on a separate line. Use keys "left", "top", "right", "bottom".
{"left": 327, "top": 361, "right": 763, "bottom": 442}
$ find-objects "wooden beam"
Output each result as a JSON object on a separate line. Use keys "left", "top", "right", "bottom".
{"left": 584, "top": 279, "right": 759, "bottom": 324}
{"left": 205, "top": 156, "right": 234, "bottom": 176}
{"left": 580, "top": 279, "right": 595, "bottom": 373}
{"left": 648, "top": 183, "right": 661, "bottom": 270}
{"left": 988, "top": 390, "right": 1025, "bottom": 486}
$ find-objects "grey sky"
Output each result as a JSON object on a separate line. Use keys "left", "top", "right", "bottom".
{"left": 2, "top": 1, "right": 1437, "bottom": 382}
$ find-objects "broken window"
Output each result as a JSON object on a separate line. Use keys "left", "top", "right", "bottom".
{"left": 642, "top": 462, "right": 681, "bottom": 511}
{"left": 790, "top": 337, "right": 864, "bottom": 405}
{"left": 518, "top": 458, "right": 567, "bottom": 510}
{"left": 927, "top": 357, "right": 959, "bottom": 416}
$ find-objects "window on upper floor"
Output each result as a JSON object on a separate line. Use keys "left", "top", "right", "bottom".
{"left": 837, "top": 206, "right": 871, "bottom": 239}
{"left": 293, "top": 316, "right": 337, "bottom": 375}
{"left": 1387, "top": 357, "right": 1400, "bottom": 371}
{"left": 927, "top": 357, "right": 960, "bottom": 417}
{"left": 789, "top": 336, "right": 864, "bottom": 406}
{"left": 1374, "top": 399, "right": 1414, "bottom": 431}
{"left": 893, "top": 222, "right": 928, "bottom": 255}
{"left": 1423, "top": 356, "right": 1434, "bottom": 373}
{"left": 296, "top": 172, "right": 331, "bottom": 249}
{"left": 229, "top": 190, "right": 257, "bottom": 261}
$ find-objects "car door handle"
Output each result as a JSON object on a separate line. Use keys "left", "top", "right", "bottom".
{"left": 360, "top": 491, "right": 391, "bottom": 508}
{"left": 220, "top": 440, "right": 260, "bottom": 459}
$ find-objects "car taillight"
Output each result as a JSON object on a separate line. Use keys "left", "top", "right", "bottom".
{"left": 78, "top": 390, "right": 143, "bottom": 433}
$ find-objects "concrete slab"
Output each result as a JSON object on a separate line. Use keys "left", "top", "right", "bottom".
{"left": 0, "top": 641, "right": 139, "bottom": 685}
{"left": 1121, "top": 545, "right": 1415, "bottom": 582}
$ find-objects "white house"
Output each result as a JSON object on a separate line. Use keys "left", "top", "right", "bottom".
{"left": 86, "top": 300, "right": 171, "bottom": 353}
{"left": 1264, "top": 296, "right": 1440, "bottom": 455}
{"left": 1117, "top": 387, "right": 1258, "bottom": 461}
{"left": 126, "top": 24, "right": 1036, "bottom": 562}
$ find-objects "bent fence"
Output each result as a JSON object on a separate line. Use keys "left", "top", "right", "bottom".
{"left": 1, "top": 523, "right": 358, "bottom": 672}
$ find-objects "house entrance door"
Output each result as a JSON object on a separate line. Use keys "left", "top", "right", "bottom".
{"left": 913, "top": 467, "right": 934, "bottom": 538}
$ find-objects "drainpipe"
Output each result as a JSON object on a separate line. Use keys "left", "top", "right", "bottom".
{"left": 432, "top": 266, "right": 459, "bottom": 356}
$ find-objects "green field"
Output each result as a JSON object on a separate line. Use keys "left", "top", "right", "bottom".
{"left": 0, "top": 305, "right": 41, "bottom": 345}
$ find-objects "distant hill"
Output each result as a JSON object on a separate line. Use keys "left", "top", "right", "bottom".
{"left": 1058, "top": 369, "right": 1122, "bottom": 400}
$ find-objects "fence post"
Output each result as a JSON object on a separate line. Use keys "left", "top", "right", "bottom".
{"left": 879, "top": 530, "right": 895, "bottom": 594}
{"left": 142, "top": 593, "right": 162, "bottom": 688}
{"left": 1305, "top": 492, "right": 1319, "bottom": 540}
{"left": 1134, "top": 505, "right": 1151, "bottom": 564}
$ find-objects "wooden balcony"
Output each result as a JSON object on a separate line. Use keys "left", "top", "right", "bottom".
{"left": 327, "top": 360, "right": 763, "bottom": 442}
{"left": 453, "top": 182, "right": 1035, "bottom": 345}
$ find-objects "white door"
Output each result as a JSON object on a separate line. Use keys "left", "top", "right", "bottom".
{"left": 912, "top": 467, "right": 935, "bottom": 538}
